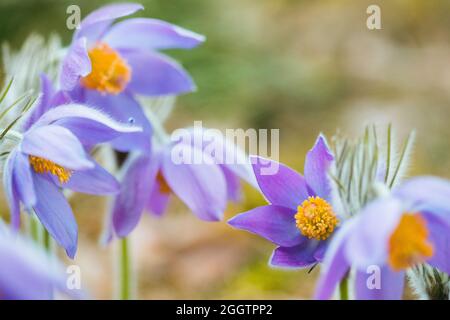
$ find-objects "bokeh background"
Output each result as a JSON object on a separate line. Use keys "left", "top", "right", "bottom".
{"left": 1, "top": 0, "right": 450, "bottom": 299}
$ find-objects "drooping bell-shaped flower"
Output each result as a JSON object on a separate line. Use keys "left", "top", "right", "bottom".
{"left": 107, "top": 127, "right": 256, "bottom": 239}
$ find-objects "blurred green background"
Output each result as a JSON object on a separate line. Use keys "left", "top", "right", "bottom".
{"left": 1, "top": 0, "right": 450, "bottom": 299}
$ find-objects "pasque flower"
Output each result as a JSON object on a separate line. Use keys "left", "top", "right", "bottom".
{"left": 0, "top": 224, "right": 77, "bottom": 300}
{"left": 108, "top": 128, "right": 256, "bottom": 238}
{"left": 228, "top": 135, "right": 338, "bottom": 268}
{"left": 60, "top": 3, "right": 205, "bottom": 152}
{"left": 315, "top": 176, "right": 450, "bottom": 300}
{"left": 3, "top": 97, "right": 141, "bottom": 258}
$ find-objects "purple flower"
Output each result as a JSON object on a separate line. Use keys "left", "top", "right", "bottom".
{"left": 60, "top": 3, "right": 205, "bottom": 152}
{"left": 315, "top": 176, "right": 450, "bottom": 300}
{"left": 4, "top": 103, "right": 141, "bottom": 258}
{"left": 228, "top": 135, "right": 337, "bottom": 268}
{"left": 107, "top": 129, "right": 256, "bottom": 238}
{"left": 0, "top": 225, "right": 78, "bottom": 300}
{"left": 21, "top": 74, "right": 72, "bottom": 131}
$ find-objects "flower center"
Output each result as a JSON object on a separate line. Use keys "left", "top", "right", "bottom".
{"left": 157, "top": 171, "right": 171, "bottom": 194}
{"left": 295, "top": 196, "right": 338, "bottom": 241}
{"left": 80, "top": 43, "right": 131, "bottom": 95}
{"left": 388, "top": 213, "right": 434, "bottom": 271}
{"left": 29, "top": 156, "right": 72, "bottom": 184}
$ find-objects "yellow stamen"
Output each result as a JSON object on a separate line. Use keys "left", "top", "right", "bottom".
{"left": 157, "top": 171, "right": 171, "bottom": 194}
{"left": 81, "top": 43, "right": 131, "bottom": 95}
{"left": 388, "top": 213, "right": 434, "bottom": 271}
{"left": 29, "top": 156, "right": 72, "bottom": 184}
{"left": 295, "top": 196, "right": 338, "bottom": 241}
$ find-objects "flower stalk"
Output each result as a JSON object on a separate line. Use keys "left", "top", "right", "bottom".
{"left": 118, "top": 237, "right": 133, "bottom": 300}
{"left": 339, "top": 275, "right": 349, "bottom": 300}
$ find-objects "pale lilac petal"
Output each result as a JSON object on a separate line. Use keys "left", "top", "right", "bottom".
{"left": 49, "top": 90, "right": 71, "bottom": 106}
{"left": 83, "top": 91, "right": 151, "bottom": 152}
{"left": 315, "top": 221, "right": 353, "bottom": 300}
{"left": 0, "top": 251, "right": 52, "bottom": 299}
{"left": 75, "top": 3, "right": 143, "bottom": 42}
{"left": 3, "top": 150, "right": 20, "bottom": 229}
{"left": 22, "top": 74, "right": 55, "bottom": 131}
{"left": 304, "top": 134, "right": 334, "bottom": 200}
{"left": 60, "top": 37, "right": 91, "bottom": 92}
{"left": 32, "top": 174, "right": 78, "bottom": 258}
{"left": 0, "top": 232, "right": 70, "bottom": 300}
{"left": 423, "top": 212, "right": 450, "bottom": 274}
{"left": 80, "top": 4, "right": 143, "bottom": 30}
{"left": 221, "top": 164, "right": 241, "bottom": 201}
{"left": 100, "top": 210, "right": 114, "bottom": 245}
{"left": 162, "top": 145, "right": 227, "bottom": 221}
{"left": 76, "top": 21, "right": 112, "bottom": 45}
{"left": 21, "top": 124, "right": 94, "bottom": 171}
{"left": 112, "top": 153, "right": 158, "bottom": 237}
{"left": 250, "top": 155, "right": 309, "bottom": 210}
{"left": 57, "top": 160, "right": 120, "bottom": 195}
{"left": 355, "top": 267, "right": 405, "bottom": 300}
{"left": 13, "top": 152, "right": 36, "bottom": 208}
{"left": 33, "top": 104, "right": 142, "bottom": 148}
{"left": 123, "top": 50, "right": 196, "bottom": 96}
{"left": 344, "top": 197, "right": 403, "bottom": 269}
{"left": 146, "top": 179, "right": 170, "bottom": 217}
{"left": 103, "top": 18, "right": 205, "bottom": 50}
{"left": 394, "top": 176, "right": 450, "bottom": 226}
{"left": 66, "top": 83, "right": 86, "bottom": 102}
{"left": 228, "top": 205, "right": 304, "bottom": 247}
{"left": 26, "top": 90, "right": 73, "bottom": 130}
{"left": 186, "top": 127, "right": 258, "bottom": 188}
{"left": 313, "top": 240, "right": 328, "bottom": 262}
{"left": 270, "top": 242, "right": 320, "bottom": 268}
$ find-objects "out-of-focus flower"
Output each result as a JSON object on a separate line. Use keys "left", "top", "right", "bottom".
{"left": 3, "top": 101, "right": 141, "bottom": 257}
{"left": 315, "top": 177, "right": 450, "bottom": 300}
{"left": 107, "top": 128, "right": 256, "bottom": 238}
{"left": 178, "top": 127, "right": 258, "bottom": 202}
{"left": 60, "top": 3, "right": 205, "bottom": 152}
{"left": 0, "top": 224, "right": 78, "bottom": 300}
{"left": 228, "top": 135, "right": 338, "bottom": 268}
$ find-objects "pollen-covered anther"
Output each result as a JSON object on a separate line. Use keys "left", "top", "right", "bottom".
{"left": 29, "top": 156, "right": 72, "bottom": 184}
{"left": 388, "top": 213, "right": 434, "bottom": 271}
{"left": 81, "top": 42, "right": 131, "bottom": 95}
{"left": 295, "top": 196, "right": 338, "bottom": 241}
